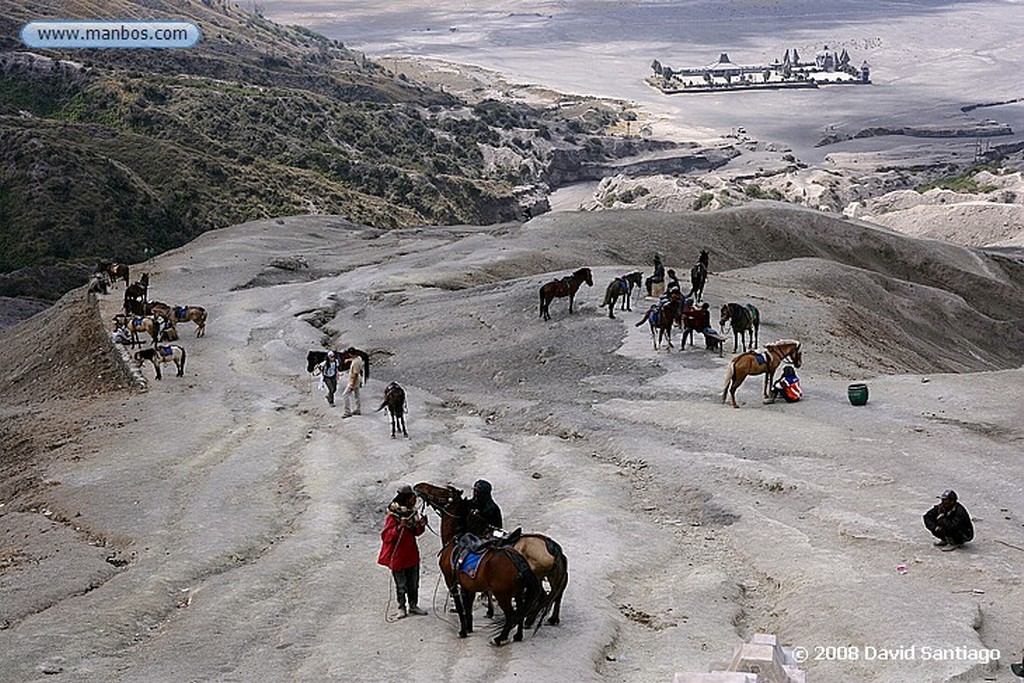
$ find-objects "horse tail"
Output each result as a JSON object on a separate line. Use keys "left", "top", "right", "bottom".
{"left": 180, "top": 346, "right": 186, "bottom": 373}
{"left": 376, "top": 399, "right": 388, "bottom": 412}
{"left": 539, "top": 287, "right": 545, "bottom": 317}
{"left": 722, "top": 358, "right": 737, "bottom": 402}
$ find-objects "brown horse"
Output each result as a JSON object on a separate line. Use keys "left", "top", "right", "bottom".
{"left": 169, "top": 305, "right": 208, "bottom": 337}
{"left": 113, "top": 314, "right": 167, "bottom": 346}
{"left": 720, "top": 302, "right": 760, "bottom": 352}
{"left": 635, "top": 290, "right": 683, "bottom": 351}
{"left": 123, "top": 273, "right": 149, "bottom": 316}
{"left": 601, "top": 271, "right": 642, "bottom": 319}
{"left": 98, "top": 261, "right": 129, "bottom": 287}
{"left": 539, "top": 267, "right": 593, "bottom": 321}
{"left": 721, "top": 339, "right": 802, "bottom": 408}
{"left": 376, "top": 382, "right": 408, "bottom": 438}
{"left": 413, "top": 482, "right": 543, "bottom": 644}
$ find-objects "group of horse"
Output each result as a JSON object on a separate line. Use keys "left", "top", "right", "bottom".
{"left": 536, "top": 252, "right": 803, "bottom": 408}
{"left": 93, "top": 263, "right": 208, "bottom": 381}
{"left": 413, "top": 482, "right": 568, "bottom": 646}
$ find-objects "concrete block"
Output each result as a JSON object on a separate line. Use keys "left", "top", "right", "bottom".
{"left": 673, "top": 673, "right": 759, "bottom": 683}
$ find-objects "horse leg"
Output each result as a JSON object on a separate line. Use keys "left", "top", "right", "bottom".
{"left": 568, "top": 293, "right": 574, "bottom": 314}
{"left": 400, "top": 414, "right": 408, "bottom": 437}
{"left": 449, "top": 585, "right": 470, "bottom": 638}
{"left": 730, "top": 376, "right": 744, "bottom": 408}
{"left": 486, "top": 593, "right": 495, "bottom": 619}
{"left": 607, "top": 296, "right": 615, "bottom": 319}
{"left": 492, "top": 594, "right": 517, "bottom": 646}
{"left": 463, "top": 588, "right": 475, "bottom": 634}
{"left": 152, "top": 359, "right": 162, "bottom": 381}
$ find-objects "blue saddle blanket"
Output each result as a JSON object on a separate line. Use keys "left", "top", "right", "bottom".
{"left": 456, "top": 549, "right": 485, "bottom": 578}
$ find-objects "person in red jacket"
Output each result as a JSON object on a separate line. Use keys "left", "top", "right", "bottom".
{"left": 377, "top": 485, "right": 428, "bottom": 618}
{"left": 766, "top": 365, "right": 803, "bottom": 403}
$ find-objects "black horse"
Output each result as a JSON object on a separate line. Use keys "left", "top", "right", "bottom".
{"left": 720, "top": 302, "right": 760, "bottom": 352}
{"left": 305, "top": 347, "right": 371, "bottom": 380}
{"left": 689, "top": 250, "right": 709, "bottom": 301}
{"left": 601, "top": 271, "right": 642, "bottom": 319}
{"left": 376, "top": 381, "right": 408, "bottom": 438}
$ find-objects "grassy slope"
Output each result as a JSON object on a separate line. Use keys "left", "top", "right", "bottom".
{"left": 0, "top": 0, "right": 600, "bottom": 297}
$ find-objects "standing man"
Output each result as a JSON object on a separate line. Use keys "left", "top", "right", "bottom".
{"left": 923, "top": 489, "right": 974, "bottom": 551}
{"left": 316, "top": 350, "right": 340, "bottom": 407}
{"left": 468, "top": 479, "right": 503, "bottom": 533}
{"left": 341, "top": 351, "right": 364, "bottom": 418}
{"left": 377, "top": 485, "right": 428, "bottom": 618}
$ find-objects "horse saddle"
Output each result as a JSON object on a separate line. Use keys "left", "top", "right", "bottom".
{"left": 132, "top": 317, "right": 144, "bottom": 326}
{"left": 175, "top": 307, "right": 187, "bottom": 320}
{"left": 453, "top": 533, "right": 487, "bottom": 578}
{"left": 751, "top": 350, "right": 768, "bottom": 365}
{"left": 615, "top": 277, "right": 628, "bottom": 293}
{"left": 158, "top": 345, "right": 175, "bottom": 356}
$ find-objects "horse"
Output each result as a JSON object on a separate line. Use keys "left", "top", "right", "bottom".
{"left": 635, "top": 290, "right": 683, "bottom": 351}
{"left": 168, "top": 306, "right": 208, "bottom": 337}
{"left": 720, "top": 302, "right": 760, "bottom": 352}
{"left": 721, "top": 339, "right": 802, "bottom": 408}
{"left": 134, "top": 344, "right": 187, "bottom": 380}
{"left": 679, "top": 305, "right": 702, "bottom": 350}
{"left": 123, "top": 273, "right": 149, "bottom": 316}
{"left": 601, "top": 272, "right": 641, "bottom": 319}
{"left": 690, "top": 262, "right": 707, "bottom": 302}
{"left": 376, "top": 382, "right": 408, "bottom": 438}
{"left": 539, "top": 267, "right": 593, "bottom": 321}
{"left": 305, "top": 348, "right": 371, "bottom": 381}
{"left": 98, "top": 261, "right": 129, "bottom": 287}
{"left": 413, "top": 483, "right": 543, "bottom": 645}
{"left": 113, "top": 314, "right": 166, "bottom": 346}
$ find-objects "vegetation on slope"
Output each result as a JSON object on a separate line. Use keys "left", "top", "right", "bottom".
{"left": 0, "top": 0, "right": 635, "bottom": 298}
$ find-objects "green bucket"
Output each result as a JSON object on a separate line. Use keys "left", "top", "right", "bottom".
{"left": 848, "top": 383, "right": 869, "bottom": 406}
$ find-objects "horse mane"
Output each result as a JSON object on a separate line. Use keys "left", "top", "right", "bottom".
{"left": 573, "top": 267, "right": 591, "bottom": 278}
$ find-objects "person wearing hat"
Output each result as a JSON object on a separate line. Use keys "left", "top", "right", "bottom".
{"left": 645, "top": 255, "right": 665, "bottom": 297}
{"left": 468, "top": 479, "right": 503, "bottom": 532}
{"left": 377, "top": 485, "right": 428, "bottom": 618}
{"left": 315, "top": 350, "right": 340, "bottom": 407}
{"left": 766, "top": 365, "right": 802, "bottom": 403}
{"left": 923, "top": 489, "right": 974, "bottom": 551}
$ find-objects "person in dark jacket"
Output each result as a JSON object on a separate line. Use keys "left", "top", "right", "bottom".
{"left": 377, "top": 485, "right": 427, "bottom": 618}
{"left": 645, "top": 255, "right": 665, "bottom": 296}
{"left": 923, "top": 489, "right": 974, "bottom": 551}
{"left": 468, "top": 479, "right": 503, "bottom": 532}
